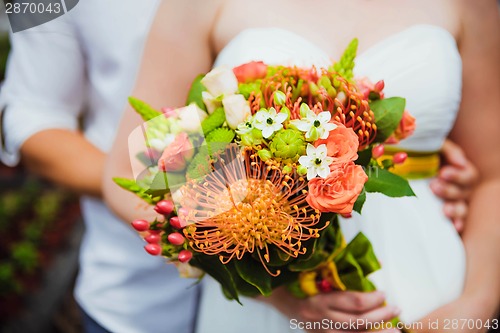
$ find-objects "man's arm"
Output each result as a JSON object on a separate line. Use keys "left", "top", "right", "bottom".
{"left": 20, "top": 130, "right": 105, "bottom": 197}
{"left": 0, "top": 13, "right": 102, "bottom": 197}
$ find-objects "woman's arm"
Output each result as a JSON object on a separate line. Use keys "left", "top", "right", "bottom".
{"left": 417, "top": 1, "right": 500, "bottom": 331}
{"left": 102, "top": 0, "right": 220, "bottom": 222}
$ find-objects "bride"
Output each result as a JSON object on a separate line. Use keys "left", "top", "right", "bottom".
{"left": 103, "top": 0, "right": 500, "bottom": 332}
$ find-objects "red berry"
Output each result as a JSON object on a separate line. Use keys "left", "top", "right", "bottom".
{"left": 317, "top": 279, "right": 333, "bottom": 293}
{"left": 341, "top": 213, "right": 352, "bottom": 219}
{"left": 145, "top": 234, "right": 161, "bottom": 244}
{"left": 169, "top": 216, "right": 186, "bottom": 229}
{"left": 393, "top": 152, "right": 408, "bottom": 164}
{"left": 374, "top": 80, "right": 385, "bottom": 92}
{"left": 371, "top": 144, "right": 385, "bottom": 159}
{"left": 144, "top": 243, "right": 161, "bottom": 256}
{"left": 167, "top": 232, "right": 185, "bottom": 245}
{"left": 178, "top": 250, "right": 193, "bottom": 263}
{"left": 155, "top": 200, "right": 175, "bottom": 215}
{"left": 131, "top": 219, "right": 150, "bottom": 232}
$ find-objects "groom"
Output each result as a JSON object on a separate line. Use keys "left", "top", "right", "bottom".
{"left": 0, "top": 0, "right": 477, "bottom": 332}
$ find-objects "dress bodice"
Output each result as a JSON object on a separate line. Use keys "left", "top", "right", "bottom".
{"left": 214, "top": 25, "right": 462, "bottom": 152}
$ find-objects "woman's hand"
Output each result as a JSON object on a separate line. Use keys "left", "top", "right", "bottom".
{"left": 262, "top": 288, "right": 401, "bottom": 332}
{"left": 430, "top": 139, "right": 478, "bottom": 233}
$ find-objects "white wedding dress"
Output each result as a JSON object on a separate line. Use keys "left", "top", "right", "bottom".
{"left": 196, "top": 25, "right": 465, "bottom": 333}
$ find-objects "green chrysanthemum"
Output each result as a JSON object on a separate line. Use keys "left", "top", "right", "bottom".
{"left": 269, "top": 128, "right": 306, "bottom": 164}
{"left": 186, "top": 128, "right": 235, "bottom": 180}
{"left": 201, "top": 107, "right": 226, "bottom": 135}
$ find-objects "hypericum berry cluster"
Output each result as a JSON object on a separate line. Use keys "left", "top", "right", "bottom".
{"left": 131, "top": 199, "right": 193, "bottom": 264}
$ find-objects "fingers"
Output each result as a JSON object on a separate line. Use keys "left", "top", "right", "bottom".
{"left": 317, "top": 291, "right": 386, "bottom": 313}
{"left": 441, "top": 140, "right": 467, "bottom": 168}
{"left": 443, "top": 201, "right": 467, "bottom": 233}
{"left": 438, "top": 165, "right": 478, "bottom": 188}
{"left": 325, "top": 304, "right": 401, "bottom": 330}
{"left": 430, "top": 179, "right": 470, "bottom": 201}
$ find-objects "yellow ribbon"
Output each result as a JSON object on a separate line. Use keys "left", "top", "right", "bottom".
{"left": 377, "top": 148, "right": 440, "bottom": 179}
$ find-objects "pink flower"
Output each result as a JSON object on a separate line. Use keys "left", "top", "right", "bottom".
{"left": 233, "top": 61, "right": 268, "bottom": 83}
{"left": 385, "top": 110, "right": 416, "bottom": 144}
{"left": 306, "top": 162, "right": 367, "bottom": 214}
{"left": 314, "top": 122, "right": 359, "bottom": 167}
{"left": 356, "top": 77, "right": 385, "bottom": 100}
{"left": 158, "top": 133, "right": 194, "bottom": 172}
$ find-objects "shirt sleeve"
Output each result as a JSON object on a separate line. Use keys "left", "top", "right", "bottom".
{"left": 0, "top": 14, "right": 85, "bottom": 166}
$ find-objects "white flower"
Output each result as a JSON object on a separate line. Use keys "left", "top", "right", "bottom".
{"left": 201, "top": 66, "right": 238, "bottom": 97}
{"left": 148, "top": 133, "right": 175, "bottom": 151}
{"left": 177, "top": 103, "right": 208, "bottom": 133}
{"left": 298, "top": 144, "right": 334, "bottom": 180}
{"left": 253, "top": 107, "right": 288, "bottom": 138}
{"left": 201, "top": 91, "right": 221, "bottom": 114}
{"left": 222, "top": 94, "right": 251, "bottom": 130}
{"left": 291, "top": 104, "right": 337, "bottom": 141}
{"left": 236, "top": 116, "right": 254, "bottom": 135}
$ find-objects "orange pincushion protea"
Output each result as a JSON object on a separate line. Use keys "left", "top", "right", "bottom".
{"left": 180, "top": 145, "right": 326, "bottom": 275}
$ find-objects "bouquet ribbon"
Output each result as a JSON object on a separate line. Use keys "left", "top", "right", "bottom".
{"left": 378, "top": 150, "right": 440, "bottom": 179}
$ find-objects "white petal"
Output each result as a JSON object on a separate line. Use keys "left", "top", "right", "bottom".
{"left": 324, "top": 123, "right": 337, "bottom": 132}
{"left": 201, "top": 66, "right": 238, "bottom": 97}
{"left": 319, "top": 128, "right": 330, "bottom": 140}
{"left": 201, "top": 91, "right": 219, "bottom": 114}
{"left": 324, "top": 156, "right": 334, "bottom": 165}
{"left": 317, "top": 166, "right": 330, "bottom": 179}
{"left": 254, "top": 111, "right": 268, "bottom": 123}
{"left": 272, "top": 123, "right": 284, "bottom": 132}
{"left": 318, "top": 111, "right": 332, "bottom": 123}
{"left": 307, "top": 168, "right": 317, "bottom": 180}
{"left": 298, "top": 155, "right": 311, "bottom": 166}
{"left": 306, "top": 143, "right": 316, "bottom": 156}
{"left": 315, "top": 144, "right": 328, "bottom": 156}
{"left": 293, "top": 120, "right": 312, "bottom": 132}
{"left": 275, "top": 112, "right": 288, "bottom": 124}
{"left": 262, "top": 127, "right": 274, "bottom": 138}
{"left": 222, "top": 94, "right": 251, "bottom": 129}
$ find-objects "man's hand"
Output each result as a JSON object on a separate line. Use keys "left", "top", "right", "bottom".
{"left": 430, "top": 140, "right": 479, "bottom": 233}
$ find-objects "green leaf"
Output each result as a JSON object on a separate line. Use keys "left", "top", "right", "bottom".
{"left": 355, "top": 148, "right": 372, "bottom": 167}
{"left": 190, "top": 255, "right": 240, "bottom": 303}
{"left": 365, "top": 167, "right": 416, "bottom": 197}
{"left": 128, "top": 97, "right": 162, "bottom": 122}
{"left": 370, "top": 97, "right": 406, "bottom": 142}
{"left": 353, "top": 188, "right": 366, "bottom": 214}
{"left": 235, "top": 256, "right": 273, "bottom": 296}
{"left": 113, "top": 177, "right": 156, "bottom": 204}
{"left": 186, "top": 74, "right": 207, "bottom": 111}
{"left": 145, "top": 172, "right": 186, "bottom": 197}
{"left": 288, "top": 249, "right": 328, "bottom": 272}
{"left": 334, "top": 232, "right": 381, "bottom": 292}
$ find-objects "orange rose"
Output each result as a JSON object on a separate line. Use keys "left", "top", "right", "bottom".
{"left": 158, "top": 133, "right": 194, "bottom": 172}
{"left": 315, "top": 122, "right": 359, "bottom": 168}
{"left": 385, "top": 110, "right": 416, "bottom": 144}
{"left": 306, "top": 162, "right": 367, "bottom": 214}
{"left": 233, "top": 61, "right": 268, "bottom": 83}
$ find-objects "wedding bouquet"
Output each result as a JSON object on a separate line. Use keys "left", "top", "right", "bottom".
{"left": 115, "top": 39, "right": 416, "bottom": 304}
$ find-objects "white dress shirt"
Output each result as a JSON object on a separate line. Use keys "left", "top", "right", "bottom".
{"left": 0, "top": 2, "right": 200, "bottom": 332}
